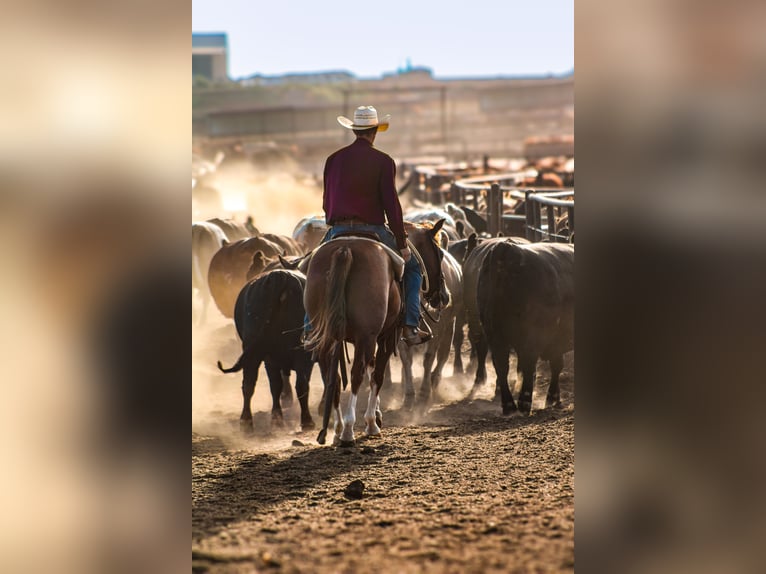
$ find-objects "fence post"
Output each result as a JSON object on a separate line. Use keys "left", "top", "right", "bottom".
{"left": 547, "top": 204, "right": 556, "bottom": 241}
{"left": 488, "top": 183, "right": 501, "bottom": 236}
{"left": 525, "top": 190, "right": 535, "bottom": 241}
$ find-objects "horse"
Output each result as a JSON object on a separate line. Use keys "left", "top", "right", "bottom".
{"left": 304, "top": 219, "right": 446, "bottom": 446}
{"left": 398, "top": 247, "right": 463, "bottom": 409}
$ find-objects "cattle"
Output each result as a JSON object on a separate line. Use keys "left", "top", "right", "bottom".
{"left": 519, "top": 170, "right": 564, "bottom": 189}
{"left": 292, "top": 215, "right": 328, "bottom": 252}
{"left": 462, "top": 236, "right": 530, "bottom": 395}
{"left": 245, "top": 215, "right": 260, "bottom": 236}
{"left": 260, "top": 233, "right": 304, "bottom": 256}
{"left": 207, "top": 236, "right": 282, "bottom": 318}
{"left": 192, "top": 221, "right": 227, "bottom": 324}
{"left": 398, "top": 248, "right": 463, "bottom": 408}
{"left": 217, "top": 269, "right": 316, "bottom": 433}
{"left": 207, "top": 217, "right": 251, "bottom": 242}
{"left": 444, "top": 203, "right": 477, "bottom": 238}
{"left": 477, "top": 242, "right": 574, "bottom": 414}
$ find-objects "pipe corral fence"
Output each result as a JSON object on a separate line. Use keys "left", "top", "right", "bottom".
{"left": 401, "top": 162, "right": 574, "bottom": 242}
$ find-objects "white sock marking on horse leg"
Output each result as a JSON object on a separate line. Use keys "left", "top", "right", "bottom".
{"left": 340, "top": 393, "right": 357, "bottom": 443}
{"left": 333, "top": 404, "right": 343, "bottom": 442}
{"left": 365, "top": 383, "right": 381, "bottom": 436}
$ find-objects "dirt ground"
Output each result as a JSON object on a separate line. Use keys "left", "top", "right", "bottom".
{"left": 192, "top": 320, "right": 574, "bottom": 574}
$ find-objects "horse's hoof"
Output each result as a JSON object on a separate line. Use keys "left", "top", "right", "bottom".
{"left": 518, "top": 401, "right": 532, "bottom": 415}
{"left": 402, "top": 395, "right": 415, "bottom": 411}
{"left": 338, "top": 439, "right": 356, "bottom": 448}
{"left": 301, "top": 418, "right": 316, "bottom": 431}
{"left": 240, "top": 419, "right": 254, "bottom": 434}
{"left": 375, "top": 413, "right": 383, "bottom": 429}
{"left": 317, "top": 429, "right": 327, "bottom": 445}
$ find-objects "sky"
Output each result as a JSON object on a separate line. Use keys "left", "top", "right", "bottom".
{"left": 192, "top": 0, "right": 573, "bottom": 80}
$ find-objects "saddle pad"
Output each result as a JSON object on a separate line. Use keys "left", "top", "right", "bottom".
{"left": 323, "top": 236, "right": 405, "bottom": 281}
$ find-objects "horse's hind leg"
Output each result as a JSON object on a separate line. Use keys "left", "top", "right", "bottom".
{"left": 339, "top": 338, "right": 374, "bottom": 446}
{"left": 367, "top": 344, "right": 393, "bottom": 435}
{"left": 317, "top": 347, "right": 340, "bottom": 445}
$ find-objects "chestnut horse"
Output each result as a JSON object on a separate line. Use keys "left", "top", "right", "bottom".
{"left": 304, "top": 220, "right": 446, "bottom": 446}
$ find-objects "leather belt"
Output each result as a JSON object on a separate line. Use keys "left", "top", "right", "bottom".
{"left": 334, "top": 218, "right": 368, "bottom": 225}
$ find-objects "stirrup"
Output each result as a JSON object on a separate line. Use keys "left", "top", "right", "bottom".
{"left": 402, "top": 326, "right": 432, "bottom": 346}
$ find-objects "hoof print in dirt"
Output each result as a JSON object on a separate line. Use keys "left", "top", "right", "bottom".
{"left": 361, "top": 446, "right": 376, "bottom": 455}
{"left": 344, "top": 479, "right": 365, "bottom": 500}
{"left": 291, "top": 439, "right": 305, "bottom": 447}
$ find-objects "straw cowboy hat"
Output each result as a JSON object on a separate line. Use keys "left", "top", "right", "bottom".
{"left": 337, "top": 105, "right": 390, "bottom": 132}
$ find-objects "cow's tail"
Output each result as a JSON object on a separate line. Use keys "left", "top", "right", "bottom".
{"left": 217, "top": 338, "right": 259, "bottom": 374}
{"left": 217, "top": 357, "right": 243, "bottom": 374}
{"left": 305, "top": 246, "right": 353, "bottom": 361}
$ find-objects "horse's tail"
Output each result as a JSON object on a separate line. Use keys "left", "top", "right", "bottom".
{"left": 305, "top": 246, "right": 353, "bottom": 360}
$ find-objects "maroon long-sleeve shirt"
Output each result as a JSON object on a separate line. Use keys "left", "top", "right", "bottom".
{"left": 323, "top": 137, "right": 407, "bottom": 249}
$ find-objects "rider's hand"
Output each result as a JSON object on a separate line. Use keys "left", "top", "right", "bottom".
{"left": 400, "top": 247, "right": 412, "bottom": 262}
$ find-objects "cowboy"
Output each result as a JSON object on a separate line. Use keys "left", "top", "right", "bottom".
{"left": 306, "top": 105, "right": 430, "bottom": 345}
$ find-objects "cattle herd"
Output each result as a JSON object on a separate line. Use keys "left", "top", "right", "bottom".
{"left": 193, "top": 196, "right": 574, "bottom": 445}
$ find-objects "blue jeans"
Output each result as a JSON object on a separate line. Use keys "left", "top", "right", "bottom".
{"left": 304, "top": 224, "right": 422, "bottom": 332}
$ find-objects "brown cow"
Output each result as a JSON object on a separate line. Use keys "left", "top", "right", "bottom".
{"left": 207, "top": 236, "right": 282, "bottom": 318}
{"left": 206, "top": 217, "right": 251, "bottom": 242}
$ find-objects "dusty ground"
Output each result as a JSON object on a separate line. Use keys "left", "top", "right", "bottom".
{"left": 193, "top": 321, "right": 574, "bottom": 574}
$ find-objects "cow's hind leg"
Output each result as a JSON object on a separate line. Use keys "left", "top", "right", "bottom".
{"left": 295, "top": 362, "right": 315, "bottom": 431}
{"left": 280, "top": 369, "right": 294, "bottom": 407}
{"left": 265, "top": 362, "right": 285, "bottom": 429}
{"left": 545, "top": 354, "right": 564, "bottom": 409}
{"left": 517, "top": 354, "right": 537, "bottom": 415}
{"left": 240, "top": 359, "right": 261, "bottom": 434}
{"left": 469, "top": 334, "right": 489, "bottom": 396}
{"left": 491, "top": 344, "right": 517, "bottom": 415}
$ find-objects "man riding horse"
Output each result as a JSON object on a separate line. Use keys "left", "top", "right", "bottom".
{"left": 305, "top": 105, "right": 431, "bottom": 345}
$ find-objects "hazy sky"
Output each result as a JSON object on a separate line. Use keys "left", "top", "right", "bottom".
{"left": 192, "top": 0, "right": 573, "bottom": 79}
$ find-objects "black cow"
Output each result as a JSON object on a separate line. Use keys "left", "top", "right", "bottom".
{"left": 477, "top": 242, "right": 574, "bottom": 414}
{"left": 462, "top": 236, "right": 529, "bottom": 393}
{"left": 217, "top": 269, "right": 316, "bottom": 433}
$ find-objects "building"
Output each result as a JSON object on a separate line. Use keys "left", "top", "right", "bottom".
{"left": 192, "top": 33, "right": 228, "bottom": 83}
